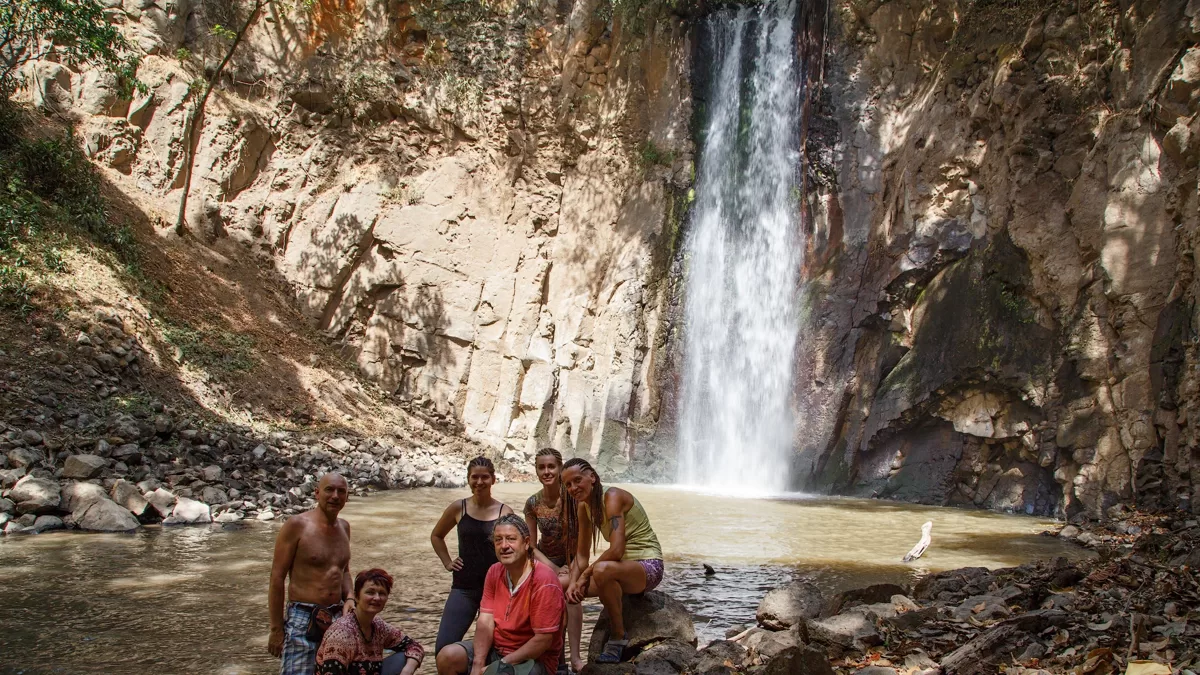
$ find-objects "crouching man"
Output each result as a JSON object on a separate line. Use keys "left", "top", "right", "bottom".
{"left": 437, "top": 514, "right": 565, "bottom": 675}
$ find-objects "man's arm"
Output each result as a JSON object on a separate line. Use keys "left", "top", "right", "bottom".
{"left": 268, "top": 519, "right": 302, "bottom": 656}
{"left": 470, "top": 613, "right": 497, "bottom": 675}
{"left": 340, "top": 520, "right": 354, "bottom": 613}
{"left": 499, "top": 633, "right": 554, "bottom": 665}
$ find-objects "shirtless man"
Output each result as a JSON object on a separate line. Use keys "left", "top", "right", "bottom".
{"left": 268, "top": 472, "right": 354, "bottom": 675}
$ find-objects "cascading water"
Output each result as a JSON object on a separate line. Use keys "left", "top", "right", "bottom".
{"left": 677, "top": 0, "right": 805, "bottom": 494}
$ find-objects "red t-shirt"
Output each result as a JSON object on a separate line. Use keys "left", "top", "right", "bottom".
{"left": 480, "top": 560, "right": 565, "bottom": 675}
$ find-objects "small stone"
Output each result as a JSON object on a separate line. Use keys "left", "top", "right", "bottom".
{"left": 328, "top": 438, "right": 352, "bottom": 452}
{"left": 257, "top": 510, "right": 276, "bottom": 521}
{"left": 0, "top": 497, "right": 13, "bottom": 514}
{"left": 202, "top": 465, "right": 223, "bottom": 482}
{"left": 1059, "top": 525, "right": 1080, "bottom": 539}
{"left": 252, "top": 444, "right": 268, "bottom": 459}
{"left": 63, "top": 454, "right": 108, "bottom": 479}
{"left": 215, "top": 511, "right": 243, "bottom": 523}
{"left": 21, "top": 430, "right": 44, "bottom": 446}
{"left": 7, "top": 448, "right": 39, "bottom": 468}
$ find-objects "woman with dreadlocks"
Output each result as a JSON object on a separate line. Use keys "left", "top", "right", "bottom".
{"left": 523, "top": 449, "right": 584, "bottom": 673}
{"left": 561, "top": 458, "right": 663, "bottom": 664}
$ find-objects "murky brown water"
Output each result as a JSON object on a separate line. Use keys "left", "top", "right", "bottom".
{"left": 0, "top": 484, "right": 1085, "bottom": 675}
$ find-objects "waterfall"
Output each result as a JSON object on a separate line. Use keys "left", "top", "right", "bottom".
{"left": 677, "top": 0, "right": 805, "bottom": 494}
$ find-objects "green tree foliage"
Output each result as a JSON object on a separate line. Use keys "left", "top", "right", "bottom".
{"left": 0, "top": 0, "right": 143, "bottom": 93}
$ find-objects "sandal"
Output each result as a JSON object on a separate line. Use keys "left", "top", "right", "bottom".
{"left": 595, "top": 638, "right": 629, "bottom": 664}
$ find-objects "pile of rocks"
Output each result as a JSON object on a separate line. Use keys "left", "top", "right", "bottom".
{"left": 0, "top": 422, "right": 474, "bottom": 534}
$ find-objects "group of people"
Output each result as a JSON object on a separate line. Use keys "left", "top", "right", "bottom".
{"left": 267, "top": 450, "right": 664, "bottom": 675}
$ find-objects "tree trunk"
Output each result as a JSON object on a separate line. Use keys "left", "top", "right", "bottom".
{"left": 174, "top": 0, "right": 264, "bottom": 236}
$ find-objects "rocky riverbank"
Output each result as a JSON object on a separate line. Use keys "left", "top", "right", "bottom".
{"left": 590, "top": 514, "right": 1199, "bottom": 675}
{"left": 0, "top": 306, "right": 497, "bottom": 535}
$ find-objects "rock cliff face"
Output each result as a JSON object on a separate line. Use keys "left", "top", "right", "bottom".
{"left": 22, "top": 0, "right": 693, "bottom": 472}
{"left": 25, "top": 0, "right": 1200, "bottom": 515}
{"left": 796, "top": 0, "right": 1200, "bottom": 517}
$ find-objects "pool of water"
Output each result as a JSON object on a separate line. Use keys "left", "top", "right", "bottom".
{"left": 0, "top": 483, "right": 1085, "bottom": 675}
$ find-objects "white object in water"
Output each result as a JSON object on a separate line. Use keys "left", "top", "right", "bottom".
{"left": 903, "top": 521, "right": 933, "bottom": 562}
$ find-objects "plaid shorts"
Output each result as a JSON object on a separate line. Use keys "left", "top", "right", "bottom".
{"left": 280, "top": 602, "right": 340, "bottom": 675}
{"left": 638, "top": 559, "right": 665, "bottom": 592}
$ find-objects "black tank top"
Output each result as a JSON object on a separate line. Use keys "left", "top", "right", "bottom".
{"left": 452, "top": 498, "right": 504, "bottom": 590}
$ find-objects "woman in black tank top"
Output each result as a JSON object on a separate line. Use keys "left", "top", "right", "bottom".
{"left": 430, "top": 457, "right": 512, "bottom": 654}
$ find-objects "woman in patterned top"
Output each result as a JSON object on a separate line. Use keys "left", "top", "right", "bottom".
{"left": 523, "top": 448, "right": 583, "bottom": 673}
{"left": 315, "top": 568, "right": 424, "bottom": 675}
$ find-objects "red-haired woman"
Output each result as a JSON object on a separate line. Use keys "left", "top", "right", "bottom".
{"left": 315, "top": 568, "right": 424, "bottom": 675}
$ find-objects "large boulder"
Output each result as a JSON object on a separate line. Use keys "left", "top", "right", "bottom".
{"left": 62, "top": 481, "right": 109, "bottom": 513}
{"left": 111, "top": 479, "right": 157, "bottom": 522}
{"left": 63, "top": 454, "right": 108, "bottom": 479}
{"left": 758, "top": 581, "right": 824, "bottom": 630}
{"left": 164, "top": 497, "right": 211, "bottom": 525}
{"left": 10, "top": 475, "right": 61, "bottom": 514}
{"left": 589, "top": 592, "right": 696, "bottom": 662}
{"left": 32, "top": 515, "right": 65, "bottom": 533}
{"left": 761, "top": 645, "right": 834, "bottom": 675}
{"left": 74, "top": 496, "right": 140, "bottom": 532}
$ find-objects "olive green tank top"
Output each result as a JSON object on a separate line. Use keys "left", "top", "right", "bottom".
{"left": 583, "top": 489, "right": 662, "bottom": 561}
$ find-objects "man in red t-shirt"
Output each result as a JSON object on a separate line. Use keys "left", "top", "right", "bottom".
{"left": 436, "top": 514, "right": 566, "bottom": 675}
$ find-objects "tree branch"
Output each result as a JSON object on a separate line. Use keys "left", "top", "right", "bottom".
{"left": 174, "top": 0, "right": 266, "bottom": 235}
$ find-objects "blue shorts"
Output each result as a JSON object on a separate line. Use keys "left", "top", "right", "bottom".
{"left": 281, "top": 602, "right": 341, "bottom": 675}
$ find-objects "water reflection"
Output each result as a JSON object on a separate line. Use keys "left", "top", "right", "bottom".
{"left": 0, "top": 484, "right": 1085, "bottom": 675}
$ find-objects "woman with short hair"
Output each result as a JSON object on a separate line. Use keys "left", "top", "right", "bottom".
{"left": 315, "top": 568, "right": 424, "bottom": 675}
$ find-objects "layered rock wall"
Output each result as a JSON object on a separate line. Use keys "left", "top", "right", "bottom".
{"left": 22, "top": 0, "right": 694, "bottom": 471}
{"left": 796, "top": 0, "right": 1200, "bottom": 517}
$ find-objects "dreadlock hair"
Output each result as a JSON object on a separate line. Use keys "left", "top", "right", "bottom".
{"left": 467, "top": 456, "right": 495, "bottom": 476}
{"left": 494, "top": 513, "right": 532, "bottom": 555}
{"left": 562, "top": 457, "right": 604, "bottom": 552}
{"left": 536, "top": 448, "right": 578, "bottom": 562}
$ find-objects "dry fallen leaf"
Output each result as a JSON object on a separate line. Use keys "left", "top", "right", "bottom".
{"left": 1124, "top": 661, "right": 1172, "bottom": 675}
{"left": 1088, "top": 620, "right": 1114, "bottom": 631}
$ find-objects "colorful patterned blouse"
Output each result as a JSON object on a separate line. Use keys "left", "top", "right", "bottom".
{"left": 524, "top": 489, "right": 567, "bottom": 565}
{"left": 315, "top": 613, "right": 424, "bottom": 675}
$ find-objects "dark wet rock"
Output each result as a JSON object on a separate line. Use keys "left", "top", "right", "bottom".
{"left": 912, "top": 567, "right": 991, "bottom": 602}
{"left": 10, "top": 475, "right": 61, "bottom": 514}
{"left": 758, "top": 580, "right": 824, "bottom": 630}
{"left": 0, "top": 468, "right": 24, "bottom": 488}
{"left": 590, "top": 592, "right": 696, "bottom": 662}
{"left": 761, "top": 645, "right": 834, "bottom": 675}
{"left": 696, "top": 640, "right": 747, "bottom": 672}
{"left": 755, "top": 629, "right": 804, "bottom": 661}
{"left": 0, "top": 497, "right": 14, "bottom": 514}
{"left": 882, "top": 606, "right": 937, "bottom": 631}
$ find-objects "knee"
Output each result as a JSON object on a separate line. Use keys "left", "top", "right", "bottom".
{"left": 436, "top": 646, "right": 466, "bottom": 675}
{"left": 593, "top": 561, "right": 617, "bottom": 584}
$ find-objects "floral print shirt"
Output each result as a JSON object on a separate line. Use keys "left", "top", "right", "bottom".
{"left": 524, "top": 489, "right": 567, "bottom": 565}
{"left": 315, "top": 613, "right": 424, "bottom": 675}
